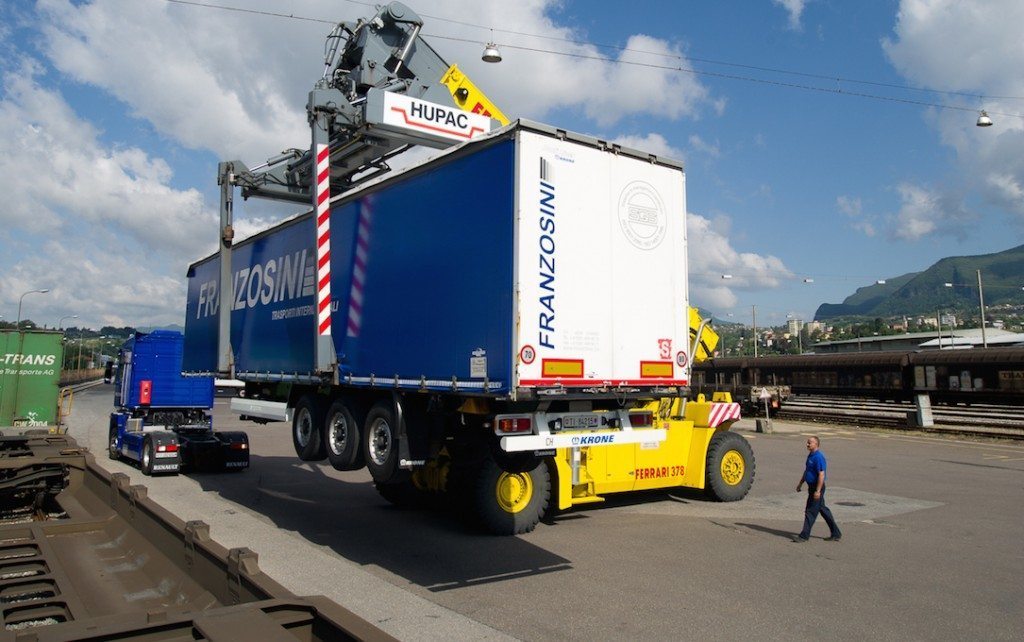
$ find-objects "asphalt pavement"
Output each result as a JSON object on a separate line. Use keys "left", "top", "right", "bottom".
{"left": 68, "top": 385, "right": 1024, "bottom": 641}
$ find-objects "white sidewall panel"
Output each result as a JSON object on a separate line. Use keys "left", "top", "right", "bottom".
{"left": 515, "top": 132, "right": 688, "bottom": 387}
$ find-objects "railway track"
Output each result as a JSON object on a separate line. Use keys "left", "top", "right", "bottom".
{"left": 0, "top": 432, "right": 393, "bottom": 640}
{"left": 777, "top": 395, "right": 1024, "bottom": 439}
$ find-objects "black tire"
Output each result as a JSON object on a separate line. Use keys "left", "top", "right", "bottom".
{"left": 489, "top": 440, "right": 542, "bottom": 474}
{"left": 108, "top": 420, "right": 120, "bottom": 461}
{"left": 140, "top": 439, "right": 155, "bottom": 476}
{"left": 325, "top": 400, "right": 364, "bottom": 471}
{"left": 374, "top": 479, "right": 423, "bottom": 508}
{"left": 473, "top": 455, "right": 550, "bottom": 535}
{"left": 705, "top": 431, "right": 755, "bottom": 502}
{"left": 292, "top": 395, "right": 327, "bottom": 461}
{"left": 363, "top": 402, "right": 401, "bottom": 483}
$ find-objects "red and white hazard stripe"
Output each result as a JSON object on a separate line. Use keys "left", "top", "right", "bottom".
{"left": 347, "top": 196, "right": 374, "bottom": 337}
{"left": 707, "top": 402, "right": 742, "bottom": 428}
{"left": 315, "top": 144, "right": 332, "bottom": 336}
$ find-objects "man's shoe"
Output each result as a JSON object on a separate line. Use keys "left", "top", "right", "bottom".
{"left": 824, "top": 535, "right": 842, "bottom": 542}
{"left": 792, "top": 536, "right": 809, "bottom": 543}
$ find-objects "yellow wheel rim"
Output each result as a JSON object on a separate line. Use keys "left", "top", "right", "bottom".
{"left": 720, "top": 450, "right": 745, "bottom": 486}
{"left": 495, "top": 472, "right": 533, "bottom": 514}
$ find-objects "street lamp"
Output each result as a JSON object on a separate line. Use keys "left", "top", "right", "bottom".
{"left": 58, "top": 314, "right": 78, "bottom": 330}
{"left": 16, "top": 289, "right": 50, "bottom": 328}
{"left": 482, "top": 31, "right": 502, "bottom": 63}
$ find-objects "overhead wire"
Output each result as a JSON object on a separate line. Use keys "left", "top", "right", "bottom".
{"left": 160, "top": 0, "right": 1024, "bottom": 119}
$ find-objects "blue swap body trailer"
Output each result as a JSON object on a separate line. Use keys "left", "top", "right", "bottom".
{"left": 184, "top": 121, "right": 692, "bottom": 533}
{"left": 110, "top": 330, "right": 249, "bottom": 475}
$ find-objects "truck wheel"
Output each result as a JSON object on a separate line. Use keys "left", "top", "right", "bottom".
{"left": 292, "top": 395, "right": 326, "bottom": 461}
{"left": 363, "top": 402, "right": 399, "bottom": 483}
{"left": 325, "top": 400, "right": 364, "bottom": 471}
{"left": 705, "top": 431, "right": 755, "bottom": 502}
{"left": 374, "top": 479, "right": 422, "bottom": 508}
{"left": 474, "top": 456, "right": 550, "bottom": 535}
{"left": 108, "top": 420, "right": 120, "bottom": 461}
{"left": 141, "top": 439, "right": 155, "bottom": 476}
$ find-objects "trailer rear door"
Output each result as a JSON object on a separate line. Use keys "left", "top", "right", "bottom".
{"left": 514, "top": 129, "right": 689, "bottom": 390}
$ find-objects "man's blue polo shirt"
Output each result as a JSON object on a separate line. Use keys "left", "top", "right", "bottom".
{"left": 804, "top": 450, "right": 827, "bottom": 485}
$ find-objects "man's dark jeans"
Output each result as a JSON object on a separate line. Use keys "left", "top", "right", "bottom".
{"left": 799, "top": 485, "right": 841, "bottom": 540}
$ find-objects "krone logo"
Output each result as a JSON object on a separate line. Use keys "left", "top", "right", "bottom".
{"left": 617, "top": 181, "right": 667, "bottom": 250}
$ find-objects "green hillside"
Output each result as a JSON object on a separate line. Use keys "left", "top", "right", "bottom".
{"left": 815, "top": 244, "right": 1024, "bottom": 320}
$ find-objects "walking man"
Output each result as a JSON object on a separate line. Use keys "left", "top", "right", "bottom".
{"left": 794, "top": 435, "right": 842, "bottom": 542}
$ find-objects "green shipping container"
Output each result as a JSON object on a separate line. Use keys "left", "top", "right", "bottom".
{"left": 1, "top": 330, "right": 64, "bottom": 429}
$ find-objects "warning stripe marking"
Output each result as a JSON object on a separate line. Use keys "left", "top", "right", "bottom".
{"left": 315, "top": 143, "right": 331, "bottom": 336}
{"left": 707, "top": 402, "right": 742, "bottom": 428}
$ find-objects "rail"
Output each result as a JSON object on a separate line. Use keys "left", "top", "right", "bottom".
{"left": 0, "top": 432, "right": 395, "bottom": 640}
{"left": 778, "top": 394, "right": 1024, "bottom": 440}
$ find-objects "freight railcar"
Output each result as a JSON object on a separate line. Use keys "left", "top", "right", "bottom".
{"left": 693, "top": 348, "right": 1024, "bottom": 405}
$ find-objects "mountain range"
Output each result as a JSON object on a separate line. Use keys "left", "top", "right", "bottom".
{"left": 815, "top": 244, "right": 1024, "bottom": 320}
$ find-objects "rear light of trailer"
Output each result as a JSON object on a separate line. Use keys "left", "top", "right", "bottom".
{"left": 156, "top": 443, "right": 178, "bottom": 453}
{"left": 628, "top": 412, "right": 654, "bottom": 427}
{"left": 497, "top": 417, "right": 532, "bottom": 434}
{"left": 230, "top": 441, "right": 248, "bottom": 450}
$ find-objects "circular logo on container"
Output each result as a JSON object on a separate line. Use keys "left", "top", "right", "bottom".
{"left": 676, "top": 351, "right": 688, "bottom": 368}
{"left": 520, "top": 345, "right": 536, "bottom": 365}
{"left": 618, "top": 181, "right": 667, "bottom": 250}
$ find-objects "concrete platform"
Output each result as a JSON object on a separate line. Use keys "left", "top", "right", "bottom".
{"left": 67, "top": 388, "right": 1024, "bottom": 640}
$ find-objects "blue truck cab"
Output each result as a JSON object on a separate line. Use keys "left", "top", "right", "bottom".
{"left": 108, "top": 331, "right": 248, "bottom": 475}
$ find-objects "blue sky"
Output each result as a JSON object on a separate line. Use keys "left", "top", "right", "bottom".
{"left": 1, "top": 0, "right": 1022, "bottom": 330}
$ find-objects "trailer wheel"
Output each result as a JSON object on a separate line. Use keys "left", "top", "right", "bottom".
{"left": 325, "top": 400, "right": 364, "bottom": 471}
{"left": 140, "top": 439, "right": 155, "bottom": 476}
{"left": 108, "top": 420, "right": 119, "bottom": 461}
{"left": 363, "top": 402, "right": 399, "bottom": 483}
{"left": 705, "top": 431, "right": 755, "bottom": 502}
{"left": 474, "top": 456, "right": 550, "bottom": 535}
{"left": 292, "top": 395, "right": 326, "bottom": 461}
{"left": 374, "top": 479, "right": 422, "bottom": 508}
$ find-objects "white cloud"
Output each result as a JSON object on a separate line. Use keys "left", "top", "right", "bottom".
{"left": 774, "top": 0, "right": 809, "bottom": 30}
{"left": 612, "top": 133, "right": 684, "bottom": 162}
{"left": 0, "top": 65, "right": 211, "bottom": 256}
{"left": 836, "top": 195, "right": 876, "bottom": 236}
{"left": 889, "top": 182, "right": 973, "bottom": 241}
{"left": 3, "top": 0, "right": 719, "bottom": 328}
{"left": 0, "top": 62, "right": 212, "bottom": 327}
{"left": 687, "top": 212, "right": 793, "bottom": 310}
{"left": 37, "top": 0, "right": 714, "bottom": 163}
{"left": 0, "top": 239, "right": 185, "bottom": 328}
{"left": 836, "top": 196, "right": 862, "bottom": 217}
{"left": 883, "top": 0, "right": 1024, "bottom": 230}
{"left": 688, "top": 134, "right": 721, "bottom": 159}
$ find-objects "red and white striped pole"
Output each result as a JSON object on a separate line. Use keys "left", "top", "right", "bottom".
{"left": 315, "top": 144, "right": 332, "bottom": 337}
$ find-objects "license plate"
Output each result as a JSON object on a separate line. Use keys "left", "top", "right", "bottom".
{"left": 563, "top": 415, "right": 600, "bottom": 429}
